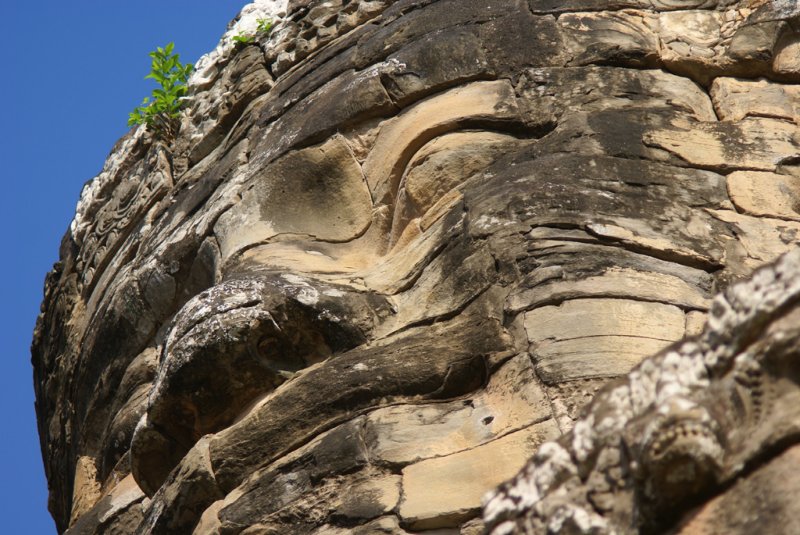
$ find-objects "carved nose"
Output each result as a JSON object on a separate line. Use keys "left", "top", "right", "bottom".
{"left": 131, "top": 275, "right": 382, "bottom": 496}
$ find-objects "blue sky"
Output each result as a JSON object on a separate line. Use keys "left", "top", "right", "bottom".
{"left": 1, "top": 3, "right": 244, "bottom": 531}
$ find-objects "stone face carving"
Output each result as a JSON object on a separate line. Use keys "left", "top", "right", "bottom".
{"left": 31, "top": 0, "right": 799, "bottom": 533}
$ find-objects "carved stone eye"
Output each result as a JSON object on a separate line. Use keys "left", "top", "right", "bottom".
{"left": 252, "top": 325, "right": 332, "bottom": 379}
{"left": 130, "top": 275, "right": 382, "bottom": 495}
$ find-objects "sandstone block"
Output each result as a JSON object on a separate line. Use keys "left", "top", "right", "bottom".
{"left": 525, "top": 298, "right": 686, "bottom": 382}
{"left": 32, "top": 1, "right": 800, "bottom": 533}
{"left": 558, "top": 11, "right": 659, "bottom": 68}
{"left": 726, "top": 170, "right": 800, "bottom": 221}
{"left": 773, "top": 36, "right": 800, "bottom": 75}
{"left": 334, "top": 475, "right": 401, "bottom": 520}
{"left": 711, "top": 77, "right": 800, "bottom": 122}
{"left": 709, "top": 210, "right": 800, "bottom": 274}
{"left": 399, "top": 422, "right": 559, "bottom": 530}
{"left": 508, "top": 267, "right": 710, "bottom": 314}
{"left": 365, "top": 354, "right": 551, "bottom": 465}
{"left": 643, "top": 117, "right": 800, "bottom": 173}
{"left": 64, "top": 475, "right": 146, "bottom": 535}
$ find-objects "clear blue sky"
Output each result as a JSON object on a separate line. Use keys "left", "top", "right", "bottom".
{"left": 1, "top": 3, "right": 244, "bottom": 531}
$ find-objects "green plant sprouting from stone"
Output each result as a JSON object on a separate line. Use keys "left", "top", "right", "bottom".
{"left": 257, "top": 17, "right": 275, "bottom": 34}
{"left": 232, "top": 17, "right": 275, "bottom": 45}
{"left": 128, "top": 42, "right": 194, "bottom": 142}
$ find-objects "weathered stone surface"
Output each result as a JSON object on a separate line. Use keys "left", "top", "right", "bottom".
{"left": 207, "top": 307, "right": 504, "bottom": 493}
{"left": 214, "top": 135, "right": 373, "bottom": 260}
{"left": 774, "top": 35, "right": 800, "bottom": 74}
{"left": 711, "top": 77, "right": 800, "bottom": 121}
{"left": 177, "top": 45, "right": 273, "bottom": 168}
{"left": 65, "top": 475, "right": 145, "bottom": 535}
{"left": 726, "top": 170, "right": 800, "bottom": 221}
{"left": 364, "top": 354, "right": 552, "bottom": 465}
{"left": 484, "top": 249, "right": 800, "bottom": 534}
{"left": 709, "top": 209, "right": 800, "bottom": 274}
{"left": 673, "top": 444, "right": 800, "bottom": 535}
{"left": 31, "top": 0, "right": 800, "bottom": 533}
{"left": 642, "top": 116, "right": 799, "bottom": 172}
{"left": 362, "top": 79, "right": 521, "bottom": 207}
{"left": 400, "top": 423, "right": 559, "bottom": 530}
{"left": 137, "top": 438, "right": 223, "bottom": 534}
{"left": 525, "top": 299, "right": 687, "bottom": 382}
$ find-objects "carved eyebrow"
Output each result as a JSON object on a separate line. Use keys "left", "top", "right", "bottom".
{"left": 363, "top": 80, "right": 523, "bottom": 208}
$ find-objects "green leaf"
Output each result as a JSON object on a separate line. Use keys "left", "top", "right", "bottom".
{"left": 130, "top": 41, "right": 193, "bottom": 141}
{"left": 232, "top": 32, "right": 256, "bottom": 44}
{"left": 257, "top": 17, "right": 274, "bottom": 34}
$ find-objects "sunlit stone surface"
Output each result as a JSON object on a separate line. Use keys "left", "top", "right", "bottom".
{"left": 32, "top": 0, "right": 799, "bottom": 533}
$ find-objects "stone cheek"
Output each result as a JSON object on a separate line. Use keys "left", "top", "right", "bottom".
{"left": 31, "top": 0, "right": 800, "bottom": 534}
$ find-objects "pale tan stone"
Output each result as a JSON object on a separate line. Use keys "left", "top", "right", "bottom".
{"left": 558, "top": 11, "right": 659, "bottom": 67}
{"left": 524, "top": 297, "right": 687, "bottom": 383}
{"left": 585, "top": 222, "right": 718, "bottom": 268}
{"left": 239, "top": 243, "right": 371, "bottom": 277}
{"left": 360, "top": 213, "right": 450, "bottom": 294}
{"left": 658, "top": 10, "right": 724, "bottom": 72}
{"left": 389, "top": 218, "right": 423, "bottom": 255}
{"left": 390, "top": 130, "right": 507, "bottom": 246}
{"left": 774, "top": 37, "right": 800, "bottom": 75}
{"left": 70, "top": 456, "right": 102, "bottom": 526}
{"left": 524, "top": 298, "right": 686, "bottom": 343}
{"left": 644, "top": 117, "right": 800, "bottom": 172}
{"left": 193, "top": 500, "right": 224, "bottom": 534}
{"left": 711, "top": 78, "right": 800, "bottom": 122}
{"left": 685, "top": 310, "right": 707, "bottom": 337}
{"left": 403, "top": 132, "right": 517, "bottom": 215}
{"left": 342, "top": 118, "right": 383, "bottom": 163}
{"left": 727, "top": 171, "right": 800, "bottom": 221}
{"left": 508, "top": 267, "right": 710, "bottom": 313}
{"left": 363, "top": 80, "right": 519, "bottom": 204}
{"left": 399, "top": 422, "right": 559, "bottom": 530}
{"left": 709, "top": 210, "right": 800, "bottom": 273}
{"left": 214, "top": 135, "right": 373, "bottom": 260}
{"left": 378, "top": 247, "right": 495, "bottom": 335}
{"left": 533, "top": 336, "right": 676, "bottom": 383}
{"left": 366, "top": 355, "right": 551, "bottom": 465}
{"left": 97, "top": 475, "right": 145, "bottom": 526}
{"left": 311, "top": 524, "right": 349, "bottom": 535}
{"left": 419, "top": 189, "right": 463, "bottom": 232}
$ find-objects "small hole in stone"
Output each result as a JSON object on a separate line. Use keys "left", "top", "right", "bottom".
{"left": 482, "top": 416, "right": 494, "bottom": 425}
